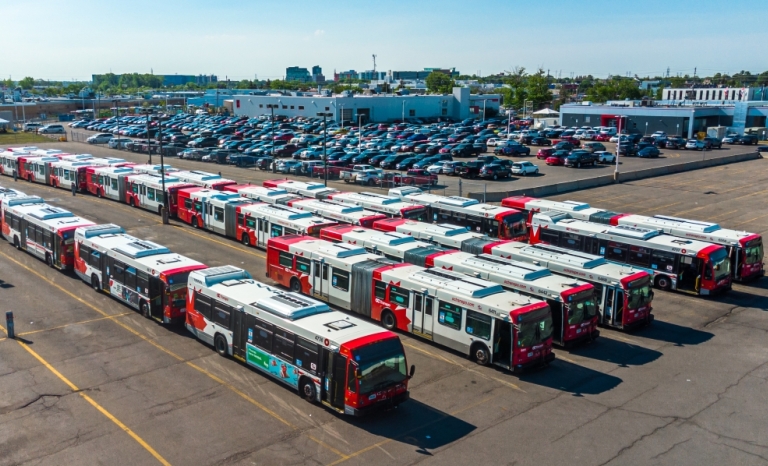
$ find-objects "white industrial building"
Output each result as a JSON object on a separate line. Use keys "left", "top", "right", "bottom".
{"left": 230, "top": 87, "right": 500, "bottom": 123}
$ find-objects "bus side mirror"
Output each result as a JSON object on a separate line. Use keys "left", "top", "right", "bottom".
{"left": 409, "top": 365, "right": 416, "bottom": 379}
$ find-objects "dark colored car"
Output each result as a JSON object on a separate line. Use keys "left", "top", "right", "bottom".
{"left": 479, "top": 163, "right": 511, "bottom": 180}
{"left": 494, "top": 144, "right": 531, "bottom": 156}
{"left": 396, "top": 157, "right": 420, "bottom": 170}
{"left": 664, "top": 137, "right": 686, "bottom": 149}
{"left": 274, "top": 144, "right": 299, "bottom": 157}
{"left": 476, "top": 155, "right": 502, "bottom": 164}
{"left": 369, "top": 153, "right": 390, "bottom": 167}
{"left": 530, "top": 137, "right": 552, "bottom": 146}
{"left": 739, "top": 135, "right": 758, "bottom": 145}
{"left": 564, "top": 150, "right": 598, "bottom": 167}
{"left": 618, "top": 143, "right": 637, "bottom": 156}
{"left": 536, "top": 148, "right": 554, "bottom": 159}
{"left": 456, "top": 161, "right": 484, "bottom": 178}
{"left": 637, "top": 146, "right": 661, "bottom": 158}
{"left": 451, "top": 143, "right": 482, "bottom": 158}
{"left": 188, "top": 136, "right": 219, "bottom": 148}
{"left": 554, "top": 141, "right": 575, "bottom": 151}
{"left": 702, "top": 137, "right": 722, "bottom": 149}
{"left": 380, "top": 154, "right": 409, "bottom": 169}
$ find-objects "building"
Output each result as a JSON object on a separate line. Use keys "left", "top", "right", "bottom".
{"left": 311, "top": 66, "right": 325, "bottom": 83}
{"left": 335, "top": 70, "right": 358, "bottom": 81}
{"left": 230, "top": 87, "right": 499, "bottom": 123}
{"left": 661, "top": 87, "right": 764, "bottom": 103}
{"left": 286, "top": 67, "right": 311, "bottom": 82}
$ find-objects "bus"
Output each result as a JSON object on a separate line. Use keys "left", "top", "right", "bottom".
{"left": 222, "top": 184, "right": 301, "bottom": 206}
{"left": 288, "top": 199, "right": 388, "bottom": 228}
{"left": 0, "top": 186, "right": 25, "bottom": 207}
{"left": 129, "top": 164, "right": 179, "bottom": 176}
{"left": 0, "top": 148, "right": 36, "bottom": 177}
{"left": 49, "top": 160, "right": 93, "bottom": 191}
{"left": 59, "top": 154, "right": 96, "bottom": 162}
{"left": 176, "top": 187, "right": 253, "bottom": 235}
{"left": 530, "top": 211, "right": 731, "bottom": 296}
{"left": 125, "top": 173, "right": 195, "bottom": 216}
{"left": 74, "top": 224, "right": 207, "bottom": 323}
{"left": 172, "top": 170, "right": 237, "bottom": 191}
{"left": 267, "top": 236, "right": 555, "bottom": 371}
{"left": 503, "top": 195, "right": 763, "bottom": 282}
{"left": 373, "top": 218, "right": 507, "bottom": 252}
{"left": 431, "top": 252, "right": 598, "bottom": 346}
{"left": 263, "top": 179, "right": 338, "bottom": 199}
{"left": 26, "top": 157, "right": 66, "bottom": 185}
{"left": 186, "top": 265, "right": 413, "bottom": 416}
{"left": 487, "top": 241, "right": 654, "bottom": 330}
{"left": 319, "top": 224, "right": 453, "bottom": 266}
{"left": 85, "top": 166, "right": 135, "bottom": 200}
{"left": 326, "top": 191, "right": 428, "bottom": 221}
{"left": 388, "top": 189, "right": 527, "bottom": 241}
{"left": 2, "top": 196, "right": 94, "bottom": 271}
{"left": 231, "top": 202, "right": 336, "bottom": 249}
{"left": 87, "top": 157, "right": 134, "bottom": 167}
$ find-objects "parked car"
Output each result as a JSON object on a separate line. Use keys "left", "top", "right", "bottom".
{"left": 530, "top": 137, "right": 552, "bottom": 146}
{"left": 108, "top": 137, "right": 133, "bottom": 149}
{"left": 510, "top": 161, "right": 539, "bottom": 176}
{"left": 476, "top": 155, "right": 502, "bottom": 164}
{"left": 479, "top": 163, "right": 511, "bottom": 180}
{"left": 618, "top": 143, "right": 637, "bottom": 156}
{"left": 685, "top": 139, "right": 708, "bottom": 151}
{"left": 426, "top": 161, "right": 451, "bottom": 175}
{"left": 554, "top": 141, "right": 575, "bottom": 152}
{"left": 38, "top": 124, "right": 66, "bottom": 134}
{"left": 545, "top": 151, "right": 570, "bottom": 166}
{"left": 494, "top": 144, "right": 531, "bottom": 156}
{"left": 380, "top": 154, "right": 409, "bottom": 169}
{"left": 87, "top": 133, "right": 114, "bottom": 144}
{"left": 456, "top": 161, "right": 484, "bottom": 178}
{"left": 536, "top": 148, "right": 554, "bottom": 160}
{"left": 595, "top": 151, "right": 616, "bottom": 164}
{"left": 739, "top": 134, "right": 758, "bottom": 145}
{"left": 188, "top": 137, "right": 219, "bottom": 148}
{"left": 664, "top": 137, "right": 686, "bottom": 149}
{"left": 582, "top": 142, "right": 606, "bottom": 153}
{"left": 594, "top": 133, "right": 613, "bottom": 142}
{"left": 564, "top": 150, "right": 597, "bottom": 167}
{"left": 23, "top": 122, "right": 43, "bottom": 132}
{"left": 637, "top": 146, "right": 661, "bottom": 158}
{"left": 441, "top": 161, "right": 465, "bottom": 176}
{"left": 702, "top": 137, "right": 723, "bottom": 149}
{"left": 451, "top": 143, "right": 482, "bottom": 158}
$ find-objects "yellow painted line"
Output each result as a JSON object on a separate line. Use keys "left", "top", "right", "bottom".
{"left": 17, "top": 312, "right": 133, "bottom": 337}
{"left": 307, "top": 435, "right": 351, "bottom": 461}
{"left": 733, "top": 212, "right": 768, "bottom": 228}
{"left": 15, "top": 339, "right": 171, "bottom": 466}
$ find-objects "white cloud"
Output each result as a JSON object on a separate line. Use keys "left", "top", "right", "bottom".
{"left": 314, "top": 29, "right": 325, "bottom": 37}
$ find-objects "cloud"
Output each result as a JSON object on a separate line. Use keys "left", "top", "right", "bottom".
{"left": 314, "top": 29, "right": 325, "bottom": 37}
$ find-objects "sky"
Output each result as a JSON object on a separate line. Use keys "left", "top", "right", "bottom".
{"left": 3, "top": 0, "right": 767, "bottom": 82}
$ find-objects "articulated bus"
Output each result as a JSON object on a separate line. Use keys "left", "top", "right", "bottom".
{"left": 85, "top": 166, "right": 135, "bottom": 200}
{"left": 373, "top": 218, "right": 507, "bottom": 252}
{"left": 17, "top": 156, "right": 58, "bottom": 182}
{"left": 74, "top": 224, "right": 207, "bottom": 323}
{"left": 0, "top": 187, "right": 26, "bottom": 208}
{"left": 129, "top": 164, "right": 179, "bottom": 176}
{"left": 431, "top": 252, "right": 598, "bottom": 347}
{"left": 263, "top": 179, "right": 338, "bottom": 199}
{"left": 222, "top": 185, "right": 301, "bottom": 206}
{"left": 488, "top": 241, "right": 654, "bottom": 330}
{"left": 388, "top": 189, "right": 528, "bottom": 241}
{"left": 125, "top": 174, "right": 195, "bottom": 216}
{"left": 319, "top": 224, "right": 452, "bottom": 266}
{"left": 49, "top": 160, "right": 93, "bottom": 191}
{"left": 0, "top": 148, "right": 36, "bottom": 177}
{"left": 327, "top": 191, "right": 428, "bottom": 221}
{"left": 59, "top": 154, "right": 96, "bottom": 162}
{"left": 172, "top": 170, "right": 237, "bottom": 191}
{"left": 87, "top": 157, "right": 134, "bottom": 167}
{"left": 186, "top": 265, "right": 413, "bottom": 416}
{"left": 288, "top": 199, "right": 388, "bottom": 228}
{"left": 531, "top": 211, "right": 731, "bottom": 295}
{"left": 267, "top": 236, "right": 555, "bottom": 372}
{"left": 2, "top": 196, "right": 94, "bottom": 271}
{"left": 503, "top": 196, "right": 763, "bottom": 282}
{"left": 176, "top": 187, "right": 253, "bottom": 235}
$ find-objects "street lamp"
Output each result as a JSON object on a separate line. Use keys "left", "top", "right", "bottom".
{"left": 157, "top": 116, "right": 168, "bottom": 224}
{"left": 402, "top": 100, "right": 406, "bottom": 122}
{"left": 143, "top": 108, "right": 153, "bottom": 163}
{"left": 340, "top": 103, "right": 344, "bottom": 129}
{"left": 482, "top": 99, "right": 487, "bottom": 122}
{"left": 317, "top": 111, "right": 334, "bottom": 186}
{"left": 113, "top": 99, "right": 119, "bottom": 137}
{"left": 614, "top": 115, "right": 622, "bottom": 179}
{"left": 645, "top": 122, "right": 648, "bottom": 136}
{"left": 357, "top": 113, "right": 364, "bottom": 154}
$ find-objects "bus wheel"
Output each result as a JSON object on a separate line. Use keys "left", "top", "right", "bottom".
{"left": 91, "top": 275, "right": 100, "bottom": 292}
{"left": 241, "top": 234, "right": 250, "bottom": 246}
{"left": 290, "top": 277, "right": 301, "bottom": 293}
{"left": 140, "top": 300, "right": 151, "bottom": 319}
{"left": 472, "top": 343, "right": 490, "bottom": 366}
{"left": 214, "top": 334, "right": 228, "bottom": 357}
{"left": 300, "top": 377, "right": 316, "bottom": 403}
{"left": 13, "top": 236, "right": 20, "bottom": 249}
{"left": 655, "top": 276, "right": 671, "bottom": 291}
{"left": 45, "top": 254, "right": 53, "bottom": 268}
{"left": 191, "top": 216, "right": 198, "bottom": 228}
{"left": 381, "top": 310, "right": 397, "bottom": 330}
{"left": 97, "top": 189, "right": 103, "bottom": 198}
{"left": 129, "top": 197, "right": 135, "bottom": 207}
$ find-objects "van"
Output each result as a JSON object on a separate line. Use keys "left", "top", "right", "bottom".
{"left": 39, "top": 124, "right": 65, "bottom": 134}
{"left": 599, "top": 127, "right": 617, "bottom": 136}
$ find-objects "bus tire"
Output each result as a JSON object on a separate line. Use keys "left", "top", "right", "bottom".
{"left": 241, "top": 234, "right": 250, "bottom": 246}
{"left": 14, "top": 236, "right": 20, "bottom": 249}
{"left": 472, "top": 343, "right": 490, "bottom": 366}
{"left": 381, "top": 309, "right": 397, "bottom": 331}
{"left": 299, "top": 377, "right": 316, "bottom": 403}
{"left": 191, "top": 216, "right": 198, "bottom": 228}
{"left": 91, "top": 275, "right": 100, "bottom": 292}
{"left": 655, "top": 275, "right": 671, "bottom": 291}
{"left": 97, "top": 189, "right": 103, "bottom": 198}
{"left": 157, "top": 206, "right": 163, "bottom": 216}
{"left": 129, "top": 197, "right": 135, "bottom": 207}
{"left": 290, "top": 277, "right": 301, "bottom": 293}
{"left": 214, "top": 334, "right": 228, "bottom": 357}
{"left": 45, "top": 253, "right": 53, "bottom": 268}
{"left": 140, "top": 300, "right": 151, "bottom": 319}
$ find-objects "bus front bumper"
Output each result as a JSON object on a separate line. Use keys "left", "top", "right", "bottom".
{"left": 514, "top": 352, "right": 556, "bottom": 372}
{"left": 345, "top": 391, "right": 410, "bottom": 417}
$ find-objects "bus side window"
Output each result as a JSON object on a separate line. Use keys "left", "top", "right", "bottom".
{"left": 113, "top": 261, "right": 125, "bottom": 284}
{"left": 539, "top": 229, "right": 560, "bottom": 245}
{"left": 295, "top": 337, "right": 320, "bottom": 374}
{"left": 605, "top": 242, "right": 628, "bottom": 263}
{"left": 347, "top": 364, "right": 357, "bottom": 393}
{"left": 194, "top": 294, "right": 212, "bottom": 319}
{"left": 374, "top": 280, "right": 387, "bottom": 300}
{"left": 80, "top": 245, "right": 91, "bottom": 264}
{"left": 273, "top": 328, "right": 295, "bottom": 363}
{"left": 253, "top": 318, "right": 274, "bottom": 351}
{"left": 136, "top": 270, "right": 148, "bottom": 293}
{"left": 212, "top": 303, "right": 232, "bottom": 330}
{"left": 650, "top": 250, "right": 677, "bottom": 273}
{"left": 278, "top": 251, "right": 293, "bottom": 268}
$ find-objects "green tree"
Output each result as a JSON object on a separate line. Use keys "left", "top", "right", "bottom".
{"left": 18, "top": 76, "right": 35, "bottom": 89}
{"left": 525, "top": 69, "right": 553, "bottom": 110}
{"left": 756, "top": 71, "right": 768, "bottom": 86}
{"left": 425, "top": 71, "right": 455, "bottom": 94}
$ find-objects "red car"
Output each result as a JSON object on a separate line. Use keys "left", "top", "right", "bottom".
{"left": 273, "top": 133, "right": 294, "bottom": 141}
{"left": 559, "top": 135, "right": 581, "bottom": 146}
{"left": 439, "top": 144, "right": 456, "bottom": 154}
{"left": 546, "top": 151, "right": 569, "bottom": 166}
{"left": 383, "top": 168, "right": 438, "bottom": 186}
{"left": 536, "top": 148, "right": 554, "bottom": 160}
{"left": 595, "top": 133, "right": 612, "bottom": 142}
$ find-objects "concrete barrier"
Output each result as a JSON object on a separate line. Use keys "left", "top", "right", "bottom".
{"left": 469, "top": 151, "right": 761, "bottom": 201}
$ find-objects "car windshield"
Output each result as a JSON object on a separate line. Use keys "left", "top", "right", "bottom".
{"left": 744, "top": 242, "right": 764, "bottom": 265}
{"left": 354, "top": 339, "right": 408, "bottom": 395}
{"left": 517, "top": 313, "right": 554, "bottom": 348}
{"left": 710, "top": 248, "right": 731, "bottom": 281}
{"left": 567, "top": 294, "right": 598, "bottom": 325}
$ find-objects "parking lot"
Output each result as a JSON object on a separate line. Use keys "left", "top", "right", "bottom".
{"left": 1, "top": 155, "right": 767, "bottom": 465}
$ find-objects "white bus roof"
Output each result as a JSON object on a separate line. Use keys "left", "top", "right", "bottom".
{"left": 89, "top": 157, "right": 128, "bottom": 166}
{"left": 51, "top": 160, "right": 93, "bottom": 168}
{"left": 59, "top": 154, "right": 95, "bottom": 161}
{"left": 10, "top": 203, "right": 93, "bottom": 230}
{"left": 284, "top": 238, "right": 379, "bottom": 266}
{"left": 0, "top": 187, "right": 25, "bottom": 199}
{"left": 290, "top": 199, "right": 384, "bottom": 223}
{"left": 399, "top": 192, "right": 517, "bottom": 218}
{"left": 31, "top": 149, "right": 64, "bottom": 156}
{"left": 333, "top": 227, "right": 434, "bottom": 256}
{"left": 174, "top": 170, "right": 235, "bottom": 185}
{"left": 383, "top": 220, "right": 485, "bottom": 248}
{"left": 93, "top": 166, "right": 134, "bottom": 175}
{"left": 128, "top": 173, "right": 182, "bottom": 185}
{"left": 130, "top": 164, "right": 179, "bottom": 175}
{"left": 270, "top": 180, "right": 338, "bottom": 197}
{"left": 235, "top": 186, "right": 301, "bottom": 204}
{"left": 618, "top": 214, "right": 755, "bottom": 247}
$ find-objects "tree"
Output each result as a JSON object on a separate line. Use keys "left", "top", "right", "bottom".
{"left": 756, "top": 71, "right": 768, "bottom": 86}
{"left": 525, "top": 69, "right": 553, "bottom": 110}
{"left": 18, "top": 76, "right": 34, "bottom": 89}
{"left": 425, "top": 71, "right": 455, "bottom": 94}
{"left": 586, "top": 77, "right": 643, "bottom": 103}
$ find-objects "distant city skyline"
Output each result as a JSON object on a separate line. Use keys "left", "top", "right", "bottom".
{"left": 2, "top": 0, "right": 766, "bottom": 81}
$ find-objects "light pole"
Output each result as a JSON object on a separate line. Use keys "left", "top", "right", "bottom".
{"left": 357, "top": 113, "right": 364, "bottom": 154}
{"left": 614, "top": 115, "right": 622, "bottom": 180}
{"left": 482, "top": 99, "right": 487, "bottom": 122}
{"left": 340, "top": 103, "right": 344, "bottom": 130}
{"left": 269, "top": 103, "right": 276, "bottom": 173}
{"left": 524, "top": 99, "right": 532, "bottom": 119}
{"left": 144, "top": 109, "right": 153, "bottom": 163}
{"left": 113, "top": 99, "right": 119, "bottom": 137}
{"left": 158, "top": 117, "right": 169, "bottom": 224}
{"left": 402, "top": 100, "right": 406, "bottom": 122}
{"left": 506, "top": 107, "right": 512, "bottom": 139}
{"left": 317, "top": 111, "right": 334, "bottom": 186}
{"left": 645, "top": 122, "right": 648, "bottom": 136}
{"left": 676, "top": 123, "right": 680, "bottom": 137}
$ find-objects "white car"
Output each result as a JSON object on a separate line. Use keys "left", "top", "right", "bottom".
{"left": 509, "top": 131, "right": 521, "bottom": 139}
{"left": 87, "top": 133, "right": 115, "bottom": 144}
{"left": 39, "top": 124, "right": 66, "bottom": 134}
{"left": 651, "top": 131, "right": 667, "bottom": 139}
{"left": 426, "top": 161, "right": 451, "bottom": 174}
{"left": 108, "top": 137, "right": 133, "bottom": 149}
{"left": 608, "top": 135, "right": 621, "bottom": 143}
{"left": 595, "top": 151, "right": 616, "bottom": 163}
{"left": 511, "top": 161, "right": 539, "bottom": 176}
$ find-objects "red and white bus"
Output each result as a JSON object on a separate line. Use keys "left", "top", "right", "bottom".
{"left": 288, "top": 199, "right": 387, "bottom": 228}
{"left": 267, "top": 236, "right": 555, "bottom": 372}
{"left": 263, "top": 179, "right": 338, "bottom": 199}
{"left": 530, "top": 211, "right": 731, "bottom": 295}
{"left": 125, "top": 173, "right": 195, "bottom": 216}
{"left": 59, "top": 154, "right": 96, "bottom": 162}
{"left": 235, "top": 203, "right": 337, "bottom": 248}
{"left": 176, "top": 187, "right": 253, "bottom": 235}
{"left": 0, "top": 186, "right": 25, "bottom": 208}
{"left": 129, "top": 164, "right": 179, "bottom": 176}
{"left": 25, "top": 156, "right": 64, "bottom": 184}
{"left": 0, "top": 148, "right": 37, "bottom": 177}
{"left": 487, "top": 241, "right": 654, "bottom": 330}
{"left": 2, "top": 196, "right": 94, "bottom": 271}
{"left": 30, "top": 149, "right": 66, "bottom": 158}
{"left": 388, "top": 189, "right": 527, "bottom": 241}
{"left": 327, "top": 191, "right": 428, "bottom": 221}
{"left": 186, "top": 265, "right": 412, "bottom": 416}
{"left": 172, "top": 170, "right": 237, "bottom": 191}
{"left": 373, "top": 218, "right": 507, "bottom": 252}
{"left": 74, "top": 223, "right": 207, "bottom": 323}
{"left": 85, "top": 166, "right": 135, "bottom": 200}
{"left": 503, "top": 195, "right": 764, "bottom": 282}
{"left": 87, "top": 157, "right": 134, "bottom": 167}
{"left": 430, "top": 252, "right": 598, "bottom": 347}
{"left": 222, "top": 184, "right": 301, "bottom": 206}
{"left": 319, "top": 224, "right": 454, "bottom": 266}
{"left": 49, "top": 160, "right": 93, "bottom": 191}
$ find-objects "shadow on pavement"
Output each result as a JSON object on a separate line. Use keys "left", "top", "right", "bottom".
{"left": 568, "top": 336, "right": 662, "bottom": 367}
{"left": 638, "top": 320, "right": 714, "bottom": 347}
{"left": 520, "top": 358, "right": 622, "bottom": 396}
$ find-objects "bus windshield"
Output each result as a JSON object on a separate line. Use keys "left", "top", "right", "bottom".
{"left": 518, "top": 313, "right": 554, "bottom": 348}
{"left": 627, "top": 280, "right": 653, "bottom": 310}
{"left": 744, "top": 241, "right": 764, "bottom": 265}
{"left": 353, "top": 338, "right": 408, "bottom": 395}
{"left": 403, "top": 207, "right": 427, "bottom": 221}
{"left": 710, "top": 248, "right": 731, "bottom": 281}
{"left": 567, "top": 294, "right": 598, "bottom": 325}
{"left": 500, "top": 213, "right": 527, "bottom": 239}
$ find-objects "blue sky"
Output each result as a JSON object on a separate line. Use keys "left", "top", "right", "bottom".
{"left": 3, "top": 0, "right": 766, "bottom": 81}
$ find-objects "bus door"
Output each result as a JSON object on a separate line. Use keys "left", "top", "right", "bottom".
{"left": 410, "top": 291, "right": 433, "bottom": 339}
{"left": 492, "top": 318, "right": 512, "bottom": 368}
{"left": 256, "top": 219, "right": 270, "bottom": 248}
{"left": 604, "top": 288, "right": 624, "bottom": 326}
{"left": 550, "top": 301, "right": 564, "bottom": 345}
{"left": 584, "top": 236, "right": 600, "bottom": 255}
{"left": 677, "top": 256, "right": 701, "bottom": 292}
{"left": 231, "top": 307, "right": 248, "bottom": 361}
{"left": 148, "top": 276, "right": 165, "bottom": 319}
{"left": 323, "top": 351, "right": 347, "bottom": 410}
{"left": 52, "top": 234, "right": 62, "bottom": 268}
{"left": 312, "top": 260, "right": 329, "bottom": 301}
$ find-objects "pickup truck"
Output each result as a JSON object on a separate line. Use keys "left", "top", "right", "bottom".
{"left": 341, "top": 168, "right": 384, "bottom": 185}
{"left": 456, "top": 160, "right": 484, "bottom": 178}
{"left": 378, "top": 169, "right": 438, "bottom": 187}
{"left": 339, "top": 164, "right": 377, "bottom": 183}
